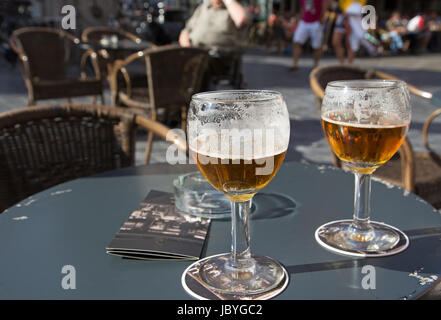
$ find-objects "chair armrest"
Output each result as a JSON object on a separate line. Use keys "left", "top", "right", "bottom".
{"left": 80, "top": 49, "right": 102, "bottom": 80}
{"left": 110, "top": 51, "right": 148, "bottom": 104}
{"left": 119, "top": 92, "right": 154, "bottom": 113}
{"left": 135, "top": 115, "right": 187, "bottom": 152}
{"left": 120, "top": 30, "right": 142, "bottom": 43}
{"left": 309, "top": 68, "right": 325, "bottom": 101}
{"left": 9, "top": 35, "right": 26, "bottom": 60}
{"left": 110, "top": 59, "right": 133, "bottom": 104}
{"left": 117, "top": 50, "right": 147, "bottom": 67}
{"left": 374, "top": 70, "right": 433, "bottom": 100}
{"left": 63, "top": 31, "right": 80, "bottom": 45}
{"left": 423, "top": 108, "right": 441, "bottom": 153}
{"left": 399, "top": 137, "right": 415, "bottom": 193}
{"left": 119, "top": 67, "right": 132, "bottom": 97}
{"left": 9, "top": 35, "right": 32, "bottom": 80}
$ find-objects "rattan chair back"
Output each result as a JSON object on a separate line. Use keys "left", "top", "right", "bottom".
{"left": 0, "top": 104, "right": 186, "bottom": 212}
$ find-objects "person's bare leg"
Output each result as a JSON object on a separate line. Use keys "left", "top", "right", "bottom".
{"left": 313, "top": 48, "right": 322, "bottom": 68}
{"left": 347, "top": 49, "right": 356, "bottom": 64}
{"left": 346, "top": 36, "right": 356, "bottom": 64}
{"left": 332, "top": 32, "right": 345, "bottom": 63}
{"left": 291, "top": 43, "right": 302, "bottom": 70}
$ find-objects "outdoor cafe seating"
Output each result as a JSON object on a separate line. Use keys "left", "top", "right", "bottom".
{"left": 1, "top": 18, "right": 441, "bottom": 301}
{"left": 80, "top": 26, "right": 151, "bottom": 82}
{"left": 0, "top": 103, "right": 186, "bottom": 213}
{"left": 310, "top": 64, "right": 441, "bottom": 209}
{"left": 110, "top": 45, "right": 208, "bottom": 163}
{"left": 9, "top": 27, "right": 104, "bottom": 106}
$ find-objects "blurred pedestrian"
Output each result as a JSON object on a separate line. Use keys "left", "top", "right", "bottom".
{"left": 290, "top": 0, "right": 329, "bottom": 71}
{"left": 332, "top": 0, "right": 372, "bottom": 64}
{"left": 266, "top": 11, "right": 286, "bottom": 53}
{"left": 407, "top": 13, "right": 432, "bottom": 53}
{"left": 332, "top": 5, "right": 349, "bottom": 63}
{"left": 282, "top": 12, "right": 298, "bottom": 48}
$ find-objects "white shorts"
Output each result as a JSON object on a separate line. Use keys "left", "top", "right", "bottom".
{"left": 348, "top": 15, "right": 365, "bottom": 52}
{"left": 293, "top": 20, "right": 323, "bottom": 49}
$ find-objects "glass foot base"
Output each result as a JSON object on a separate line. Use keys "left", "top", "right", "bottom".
{"left": 315, "top": 219, "right": 409, "bottom": 257}
{"left": 181, "top": 253, "right": 289, "bottom": 300}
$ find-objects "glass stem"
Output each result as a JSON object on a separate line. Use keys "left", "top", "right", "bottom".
{"left": 352, "top": 173, "right": 372, "bottom": 232}
{"left": 229, "top": 199, "right": 252, "bottom": 269}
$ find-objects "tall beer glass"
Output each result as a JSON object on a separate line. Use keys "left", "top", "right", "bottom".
{"left": 316, "top": 80, "right": 411, "bottom": 257}
{"left": 185, "top": 90, "right": 290, "bottom": 297}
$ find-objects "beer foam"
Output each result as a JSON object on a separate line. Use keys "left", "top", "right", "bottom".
{"left": 322, "top": 111, "right": 410, "bottom": 129}
{"left": 322, "top": 81, "right": 411, "bottom": 127}
{"left": 189, "top": 130, "right": 288, "bottom": 160}
{"left": 188, "top": 90, "right": 291, "bottom": 160}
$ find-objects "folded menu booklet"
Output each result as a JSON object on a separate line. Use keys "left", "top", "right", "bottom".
{"left": 106, "top": 190, "right": 211, "bottom": 260}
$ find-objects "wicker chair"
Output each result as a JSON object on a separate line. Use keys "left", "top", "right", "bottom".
{"left": 9, "top": 27, "right": 103, "bottom": 106}
{"left": 310, "top": 64, "right": 441, "bottom": 209}
{"left": 81, "top": 26, "right": 141, "bottom": 44}
{"left": 80, "top": 26, "right": 146, "bottom": 81}
{"left": 110, "top": 45, "right": 208, "bottom": 162}
{"left": 0, "top": 104, "right": 186, "bottom": 213}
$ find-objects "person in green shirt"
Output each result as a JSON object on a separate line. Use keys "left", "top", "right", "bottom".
{"left": 179, "top": 0, "right": 248, "bottom": 48}
{"left": 179, "top": 0, "right": 249, "bottom": 90}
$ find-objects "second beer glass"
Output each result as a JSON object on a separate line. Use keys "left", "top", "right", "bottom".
{"left": 316, "top": 80, "right": 411, "bottom": 257}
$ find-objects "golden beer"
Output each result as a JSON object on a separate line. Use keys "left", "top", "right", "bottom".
{"left": 190, "top": 134, "right": 286, "bottom": 202}
{"left": 322, "top": 110, "right": 408, "bottom": 174}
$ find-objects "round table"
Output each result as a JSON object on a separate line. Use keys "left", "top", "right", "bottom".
{"left": 1, "top": 162, "right": 440, "bottom": 299}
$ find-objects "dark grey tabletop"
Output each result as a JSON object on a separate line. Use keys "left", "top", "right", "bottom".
{"left": 1, "top": 162, "right": 441, "bottom": 299}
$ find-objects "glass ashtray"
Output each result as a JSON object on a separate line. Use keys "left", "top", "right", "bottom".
{"left": 173, "top": 172, "right": 230, "bottom": 219}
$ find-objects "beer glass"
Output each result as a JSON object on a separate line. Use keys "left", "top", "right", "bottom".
{"left": 316, "top": 80, "right": 411, "bottom": 257}
{"left": 185, "top": 90, "right": 290, "bottom": 297}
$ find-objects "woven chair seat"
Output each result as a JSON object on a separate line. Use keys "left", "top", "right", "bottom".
{"left": 0, "top": 104, "right": 187, "bottom": 212}
{"left": 374, "top": 153, "right": 441, "bottom": 208}
{"left": 0, "top": 105, "right": 135, "bottom": 211}
{"left": 33, "top": 78, "right": 102, "bottom": 100}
